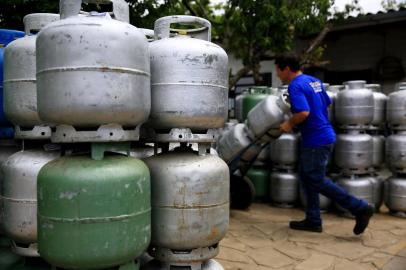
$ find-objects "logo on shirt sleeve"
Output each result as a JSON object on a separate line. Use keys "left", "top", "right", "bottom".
{"left": 309, "top": 81, "right": 322, "bottom": 93}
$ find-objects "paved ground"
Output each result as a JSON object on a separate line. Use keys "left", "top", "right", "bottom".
{"left": 217, "top": 203, "right": 406, "bottom": 270}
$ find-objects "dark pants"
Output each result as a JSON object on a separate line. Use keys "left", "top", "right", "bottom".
{"left": 299, "top": 144, "right": 368, "bottom": 225}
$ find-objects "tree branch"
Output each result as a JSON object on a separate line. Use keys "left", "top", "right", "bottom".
{"left": 229, "top": 66, "right": 251, "bottom": 90}
{"left": 181, "top": 0, "right": 197, "bottom": 16}
{"left": 304, "top": 23, "right": 332, "bottom": 55}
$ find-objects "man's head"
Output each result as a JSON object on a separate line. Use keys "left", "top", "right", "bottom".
{"left": 275, "top": 53, "right": 301, "bottom": 84}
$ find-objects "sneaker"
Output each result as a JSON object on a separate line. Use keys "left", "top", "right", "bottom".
{"left": 353, "top": 204, "right": 374, "bottom": 235}
{"left": 289, "top": 219, "right": 322, "bottom": 233}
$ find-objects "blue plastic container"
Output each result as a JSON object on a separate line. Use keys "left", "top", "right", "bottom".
{"left": 0, "top": 29, "right": 24, "bottom": 136}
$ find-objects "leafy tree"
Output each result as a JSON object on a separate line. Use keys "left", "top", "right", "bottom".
{"left": 381, "top": 0, "right": 406, "bottom": 10}
{"left": 0, "top": 0, "right": 59, "bottom": 30}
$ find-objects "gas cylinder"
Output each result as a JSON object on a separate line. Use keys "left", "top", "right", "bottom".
{"left": 246, "top": 166, "right": 270, "bottom": 200}
{"left": 334, "top": 131, "right": 373, "bottom": 174}
{"left": 365, "top": 84, "right": 387, "bottom": 129}
{"left": 384, "top": 176, "right": 406, "bottom": 217}
{"left": 0, "top": 29, "right": 24, "bottom": 127}
{"left": 335, "top": 175, "right": 374, "bottom": 214}
{"left": 246, "top": 94, "right": 290, "bottom": 141}
{"left": 270, "top": 171, "right": 299, "bottom": 207}
{"left": 149, "top": 15, "right": 228, "bottom": 131}
{"left": 3, "top": 14, "right": 59, "bottom": 128}
{"left": 143, "top": 146, "right": 229, "bottom": 251}
{"left": 37, "top": 143, "right": 151, "bottom": 269}
{"left": 36, "top": 0, "right": 150, "bottom": 128}
{"left": 270, "top": 133, "right": 299, "bottom": 169}
{"left": 335, "top": 80, "right": 374, "bottom": 127}
{"left": 386, "top": 132, "right": 406, "bottom": 174}
{"left": 1, "top": 148, "right": 59, "bottom": 257}
{"left": 241, "top": 87, "right": 269, "bottom": 120}
{"left": 387, "top": 88, "right": 406, "bottom": 130}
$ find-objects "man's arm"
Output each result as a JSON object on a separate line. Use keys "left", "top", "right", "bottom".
{"left": 280, "top": 111, "right": 310, "bottom": 133}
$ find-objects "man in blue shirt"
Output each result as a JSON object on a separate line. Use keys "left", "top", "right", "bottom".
{"left": 275, "top": 53, "right": 373, "bottom": 235}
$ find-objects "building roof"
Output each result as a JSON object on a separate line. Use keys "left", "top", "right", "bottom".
{"left": 332, "top": 7, "right": 406, "bottom": 32}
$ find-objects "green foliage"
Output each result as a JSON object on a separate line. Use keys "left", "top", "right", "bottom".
{"left": 381, "top": 0, "right": 406, "bottom": 10}
{"left": 0, "top": 0, "right": 59, "bottom": 30}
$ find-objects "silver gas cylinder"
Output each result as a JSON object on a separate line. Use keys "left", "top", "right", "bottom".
{"left": 36, "top": 0, "right": 150, "bottom": 128}
{"left": 140, "top": 28, "right": 155, "bottom": 42}
{"left": 299, "top": 181, "right": 332, "bottom": 212}
{"left": 149, "top": 15, "right": 228, "bottom": 131}
{"left": 369, "top": 174, "right": 383, "bottom": 211}
{"left": 270, "top": 171, "right": 299, "bottom": 207}
{"left": 384, "top": 176, "right": 406, "bottom": 217}
{"left": 387, "top": 88, "right": 406, "bottom": 130}
{"left": 335, "top": 80, "right": 374, "bottom": 128}
{"left": 1, "top": 148, "right": 59, "bottom": 256}
{"left": 365, "top": 84, "right": 387, "bottom": 129}
{"left": 217, "top": 123, "right": 261, "bottom": 164}
{"left": 270, "top": 133, "right": 299, "bottom": 169}
{"left": 0, "top": 140, "right": 20, "bottom": 232}
{"left": 334, "top": 131, "right": 373, "bottom": 174}
{"left": 386, "top": 132, "right": 406, "bottom": 174}
{"left": 3, "top": 13, "right": 59, "bottom": 128}
{"left": 326, "top": 85, "right": 344, "bottom": 124}
{"left": 0, "top": 140, "right": 20, "bottom": 166}
{"left": 246, "top": 94, "right": 290, "bottom": 141}
{"left": 143, "top": 146, "right": 229, "bottom": 252}
{"left": 396, "top": 82, "right": 406, "bottom": 91}
{"left": 335, "top": 175, "right": 374, "bottom": 214}
{"left": 371, "top": 134, "right": 385, "bottom": 169}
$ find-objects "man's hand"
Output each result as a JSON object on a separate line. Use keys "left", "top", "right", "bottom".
{"left": 280, "top": 121, "right": 293, "bottom": 133}
{"left": 279, "top": 111, "right": 310, "bottom": 133}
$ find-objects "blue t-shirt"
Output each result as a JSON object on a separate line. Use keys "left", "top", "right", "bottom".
{"left": 288, "top": 74, "right": 336, "bottom": 148}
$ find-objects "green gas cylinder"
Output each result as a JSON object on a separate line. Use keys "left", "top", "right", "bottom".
{"left": 241, "top": 87, "right": 269, "bottom": 120}
{"left": 246, "top": 166, "right": 270, "bottom": 200}
{"left": 37, "top": 143, "right": 150, "bottom": 270}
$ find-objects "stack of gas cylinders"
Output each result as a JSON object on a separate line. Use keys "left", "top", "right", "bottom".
{"left": 0, "top": 1, "right": 231, "bottom": 270}
{"left": 385, "top": 82, "right": 406, "bottom": 218}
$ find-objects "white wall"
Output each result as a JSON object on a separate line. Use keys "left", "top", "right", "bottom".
{"left": 228, "top": 54, "right": 282, "bottom": 88}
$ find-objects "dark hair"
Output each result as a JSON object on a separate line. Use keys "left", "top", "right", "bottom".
{"left": 275, "top": 53, "right": 301, "bottom": 72}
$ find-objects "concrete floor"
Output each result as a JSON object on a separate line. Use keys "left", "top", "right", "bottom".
{"left": 217, "top": 203, "right": 406, "bottom": 270}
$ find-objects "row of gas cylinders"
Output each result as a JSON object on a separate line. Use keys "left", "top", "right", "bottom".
{"left": 0, "top": 142, "right": 229, "bottom": 270}
{"left": 1, "top": 3, "right": 229, "bottom": 138}
{"left": 1, "top": 1, "right": 230, "bottom": 270}
{"left": 234, "top": 80, "right": 406, "bottom": 131}
{"left": 242, "top": 136, "right": 405, "bottom": 217}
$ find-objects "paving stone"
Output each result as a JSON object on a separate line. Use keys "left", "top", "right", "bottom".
{"left": 217, "top": 246, "right": 251, "bottom": 264}
{"left": 383, "top": 239, "right": 406, "bottom": 256}
{"left": 288, "top": 229, "right": 336, "bottom": 244}
{"left": 361, "top": 252, "right": 393, "bottom": 269}
{"left": 294, "top": 253, "right": 335, "bottom": 270}
{"left": 398, "top": 248, "right": 406, "bottom": 258}
{"left": 333, "top": 258, "right": 376, "bottom": 270}
{"left": 220, "top": 237, "right": 247, "bottom": 252}
{"left": 215, "top": 259, "right": 254, "bottom": 270}
{"left": 274, "top": 241, "right": 311, "bottom": 260}
{"left": 324, "top": 220, "right": 359, "bottom": 239}
{"left": 270, "top": 227, "right": 289, "bottom": 241}
{"left": 390, "top": 229, "right": 406, "bottom": 236}
{"left": 253, "top": 222, "right": 284, "bottom": 236}
{"left": 247, "top": 246, "right": 294, "bottom": 268}
{"left": 382, "top": 256, "right": 406, "bottom": 270}
{"left": 362, "top": 230, "right": 399, "bottom": 248}
{"left": 238, "top": 235, "right": 275, "bottom": 249}
{"left": 312, "top": 241, "right": 375, "bottom": 260}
